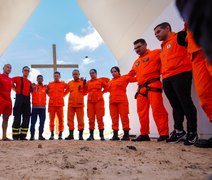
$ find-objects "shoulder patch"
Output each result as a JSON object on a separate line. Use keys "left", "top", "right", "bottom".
{"left": 135, "top": 61, "right": 140, "bottom": 66}
{"left": 166, "top": 44, "right": 171, "bottom": 49}
{"left": 142, "top": 57, "right": 149, "bottom": 62}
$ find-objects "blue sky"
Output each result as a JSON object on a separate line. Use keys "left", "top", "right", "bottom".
{"left": 0, "top": 0, "right": 117, "bottom": 84}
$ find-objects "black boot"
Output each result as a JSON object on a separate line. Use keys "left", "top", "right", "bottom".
{"left": 39, "top": 131, "right": 45, "bottom": 140}
{"left": 58, "top": 131, "right": 63, "bottom": 140}
{"left": 87, "top": 130, "right": 94, "bottom": 141}
{"left": 65, "top": 130, "right": 74, "bottom": 140}
{"left": 121, "top": 130, "right": 130, "bottom": 141}
{"left": 99, "top": 129, "right": 105, "bottom": 141}
{"left": 79, "top": 130, "right": 84, "bottom": 140}
{"left": 110, "top": 131, "right": 120, "bottom": 141}
{"left": 49, "top": 131, "right": 54, "bottom": 140}
{"left": 132, "top": 134, "right": 150, "bottom": 142}
{"left": 30, "top": 132, "right": 35, "bottom": 141}
{"left": 20, "top": 134, "right": 28, "bottom": 141}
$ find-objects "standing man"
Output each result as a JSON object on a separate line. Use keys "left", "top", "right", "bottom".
{"left": 12, "top": 66, "right": 31, "bottom": 140}
{"left": 128, "top": 39, "right": 169, "bottom": 142}
{"left": 65, "top": 69, "right": 86, "bottom": 140}
{"left": 0, "top": 64, "right": 13, "bottom": 140}
{"left": 85, "top": 69, "right": 109, "bottom": 141}
{"left": 47, "top": 71, "right": 68, "bottom": 140}
{"left": 154, "top": 22, "right": 198, "bottom": 145}
{"left": 30, "top": 75, "right": 47, "bottom": 140}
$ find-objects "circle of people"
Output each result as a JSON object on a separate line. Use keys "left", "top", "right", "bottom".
{"left": 0, "top": 22, "right": 211, "bottom": 147}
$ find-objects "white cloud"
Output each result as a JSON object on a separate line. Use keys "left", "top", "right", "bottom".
{"left": 28, "top": 68, "right": 41, "bottom": 83}
{"left": 65, "top": 23, "right": 104, "bottom": 51}
{"left": 57, "top": 60, "right": 65, "bottom": 64}
{"left": 82, "top": 57, "right": 95, "bottom": 65}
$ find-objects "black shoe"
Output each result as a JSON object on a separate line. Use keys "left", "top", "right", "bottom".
{"left": 49, "top": 131, "right": 54, "bottom": 140}
{"left": 13, "top": 136, "right": 20, "bottom": 141}
{"left": 30, "top": 132, "right": 35, "bottom": 141}
{"left": 65, "top": 130, "right": 74, "bottom": 140}
{"left": 39, "top": 132, "right": 45, "bottom": 140}
{"left": 87, "top": 136, "right": 95, "bottom": 141}
{"left": 110, "top": 131, "right": 120, "bottom": 141}
{"left": 58, "top": 132, "right": 63, "bottom": 140}
{"left": 184, "top": 132, "right": 198, "bottom": 145}
{"left": 79, "top": 130, "right": 84, "bottom": 140}
{"left": 20, "top": 138, "right": 28, "bottom": 141}
{"left": 166, "top": 130, "right": 186, "bottom": 143}
{"left": 39, "top": 136, "right": 45, "bottom": 140}
{"left": 132, "top": 135, "right": 150, "bottom": 142}
{"left": 99, "top": 129, "right": 105, "bottom": 141}
{"left": 20, "top": 134, "right": 28, "bottom": 141}
{"left": 65, "top": 134, "right": 74, "bottom": 140}
{"left": 157, "top": 135, "right": 169, "bottom": 142}
{"left": 121, "top": 130, "right": 130, "bottom": 141}
{"left": 194, "top": 137, "right": 212, "bottom": 148}
{"left": 87, "top": 130, "right": 95, "bottom": 141}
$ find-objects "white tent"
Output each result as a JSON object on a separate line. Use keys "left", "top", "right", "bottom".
{"left": 77, "top": 0, "right": 212, "bottom": 138}
{"left": 0, "top": 0, "right": 40, "bottom": 56}
{"left": 0, "top": 0, "right": 211, "bottom": 138}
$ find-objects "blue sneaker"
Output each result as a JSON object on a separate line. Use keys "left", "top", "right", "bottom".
{"left": 166, "top": 130, "right": 186, "bottom": 143}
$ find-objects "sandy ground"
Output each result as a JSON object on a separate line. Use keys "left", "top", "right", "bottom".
{"left": 0, "top": 139, "right": 211, "bottom": 180}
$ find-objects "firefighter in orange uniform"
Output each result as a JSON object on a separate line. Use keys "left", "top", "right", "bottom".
{"left": 154, "top": 22, "right": 198, "bottom": 145}
{"left": 85, "top": 69, "right": 109, "bottom": 141}
{"left": 108, "top": 66, "right": 136, "bottom": 141}
{"left": 0, "top": 64, "right": 13, "bottom": 141}
{"left": 187, "top": 31, "right": 212, "bottom": 122}
{"left": 128, "top": 39, "right": 169, "bottom": 142}
{"left": 30, "top": 75, "right": 47, "bottom": 140}
{"left": 47, "top": 71, "right": 68, "bottom": 140}
{"left": 186, "top": 30, "right": 212, "bottom": 148}
{"left": 65, "top": 69, "right": 86, "bottom": 140}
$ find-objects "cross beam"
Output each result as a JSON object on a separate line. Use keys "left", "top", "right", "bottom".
{"left": 31, "top": 44, "right": 78, "bottom": 72}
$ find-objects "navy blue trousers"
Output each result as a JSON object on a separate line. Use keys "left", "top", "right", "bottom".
{"left": 30, "top": 108, "right": 46, "bottom": 134}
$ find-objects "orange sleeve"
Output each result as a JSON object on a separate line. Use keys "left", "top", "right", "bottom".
{"left": 100, "top": 77, "right": 110, "bottom": 93}
{"left": 63, "top": 82, "right": 69, "bottom": 97}
{"left": 127, "top": 68, "right": 136, "bottom": 77}
{"left": 123, "top": 75, "right": 137, "bottom": 83}
{"left": 46, "top": 84, "right": 50, "bottom": 97}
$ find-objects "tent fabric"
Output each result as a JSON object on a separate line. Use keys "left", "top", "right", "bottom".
{"left": 0, "top": 0, "right": 40, "bottom": 56}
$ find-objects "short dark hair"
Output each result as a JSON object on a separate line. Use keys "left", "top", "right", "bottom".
{"left": 54, "top": 71, "right": 60, "bottom": 76}
{"left": 110, "top": 66, "right": 121, "bottom": 75}
{"left": 72, "top": 69, "right": 80, "bottom": 73}
{"left": 134, "top": 39, "right": 146, "bottom": 45}
{"left": 154, "top": 22, "right": 172, "bottom": 32}
{"left": 22, "top": 66, "right": 30, "bottom": 71}
{"left": 89, "top": 69, "right": 97, "bottom": 74}
{"left": 37, "top": 75, "right": 43, "bottom": 79}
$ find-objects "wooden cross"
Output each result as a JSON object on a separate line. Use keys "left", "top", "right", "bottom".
{"left": 31, "top": 44, "right": 78, "bottom": 72}
{"left": 31, "top": 44, "right": 78, "bottom": 135}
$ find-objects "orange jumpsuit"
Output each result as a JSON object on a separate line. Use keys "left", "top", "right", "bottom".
{"left": 47, "top": 81, "right": 68, "bottom": 132}
{"left": 67, "top": 79, "right": 86, "bottom": 131}
{"left": 108, "top": 75, "right": 136, "bottom": 131}
{"left": 85, "top": 77, "right": 109, "bottom": 130}
{"left": 187, "top": 31, "right": 212, "bottom": 121}
{"left": 128, "top": 49, "right": 169, "bottom": 136}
